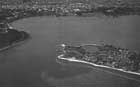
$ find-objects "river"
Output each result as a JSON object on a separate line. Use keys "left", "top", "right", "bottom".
{"left": 0, "top": 16, "right": 140, "bottom": 87}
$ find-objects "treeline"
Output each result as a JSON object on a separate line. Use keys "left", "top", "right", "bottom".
{"left": 75, "top": 6, "right": 140, "bottom": 17}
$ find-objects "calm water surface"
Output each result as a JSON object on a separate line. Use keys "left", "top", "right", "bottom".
{"left": 0, "top": 16, "right": 140, "bottom": 87}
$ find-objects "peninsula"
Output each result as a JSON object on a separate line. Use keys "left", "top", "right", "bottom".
{"left": 57, "top": 44, "right": 140, "bottom": 76}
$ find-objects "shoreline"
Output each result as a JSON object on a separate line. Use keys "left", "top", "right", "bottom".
{"left": 57, "top": 55, "right": 140, "bottom": 76}
{"left": 0, "top": 32, "right": 30, "bottom": 52}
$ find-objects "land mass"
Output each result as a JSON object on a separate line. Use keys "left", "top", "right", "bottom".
{"left": 57, "top": 44, "right": 140, "bottom": 76}
{"left": 0, "top": 10, "right": 30, "bottom": 50}
{"left": 0, "top": 28, "right": 29, "bottom": 50}
{"left": 1, "top": 0, "right": 140, "bottom": 18}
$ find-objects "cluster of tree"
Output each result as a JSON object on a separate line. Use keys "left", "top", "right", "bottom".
{"left": 61, "top": 44, "right": 140, "bottom": 72}
{"left": 0, "top": 29, "right": 28, "bottom": 48}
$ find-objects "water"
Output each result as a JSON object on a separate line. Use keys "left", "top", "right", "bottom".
{"left": 0, "top": 16, "right": 140, "bottom": 87}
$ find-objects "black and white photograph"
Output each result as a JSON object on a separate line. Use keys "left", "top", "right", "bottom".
{"left": 0, "top": 0, "right": 140, "bottom": 87}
